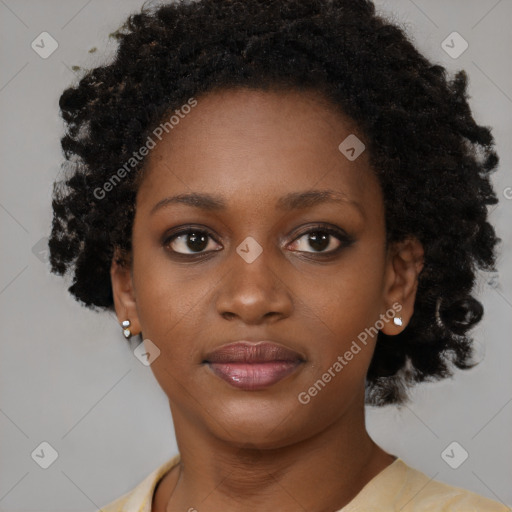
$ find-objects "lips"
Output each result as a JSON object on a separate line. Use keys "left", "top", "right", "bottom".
{"left": 204, "top": 341, "right": 304, "bottom": 390}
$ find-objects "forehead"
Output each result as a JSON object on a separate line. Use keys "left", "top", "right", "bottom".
{"left": 136, "top": 87, "right": 381, "bottom": 216}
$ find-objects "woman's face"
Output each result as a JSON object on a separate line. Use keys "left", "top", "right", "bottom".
{"left": 113, "top": 87, "right": 414, "bottom": 448}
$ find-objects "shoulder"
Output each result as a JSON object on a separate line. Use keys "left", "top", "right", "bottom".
{"left": 99, "top": 454, "right": 181, "bottom": 512}
{"left": 341, "top": 458, "right": 509, "bottom": 512}
{"left": 391, "top": 459, "right": 509, "bottom": 512}
{"left": 99, "top": 492, "right": 130, "bottom": 512}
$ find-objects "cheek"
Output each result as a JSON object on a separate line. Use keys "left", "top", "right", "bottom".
{"left": 131, "top": 249, "right": 204, "bottom": 359}
{"left": 131, "top": 258, "right": 206, "bottom": 398}
{"left": 293, "top": 251, "right": 386, "bottom": 392}
{"left": 294, "top": 284, "right": 381, "bottom": 415}
{"left": 303, "top": 252, "right": 386, "bottom": 336}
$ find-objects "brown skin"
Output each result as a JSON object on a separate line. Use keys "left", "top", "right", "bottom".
{"left": 111, "top": 87, "right": 424, "bottom": 512}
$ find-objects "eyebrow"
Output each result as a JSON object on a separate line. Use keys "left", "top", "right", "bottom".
{"left": 150, "top": 189, "right": 364, "bottom": 217}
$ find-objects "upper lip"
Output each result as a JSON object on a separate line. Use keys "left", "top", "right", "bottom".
{"left": 204, "top": 341, "right": 305, "bottom": 364}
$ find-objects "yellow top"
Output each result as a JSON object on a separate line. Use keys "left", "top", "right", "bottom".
{"left": 99, "top": 454, "right": 510, "bottom": 512}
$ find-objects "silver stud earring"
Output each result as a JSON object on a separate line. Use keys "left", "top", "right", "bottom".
{"left": 393, "top": 315, "right": 403, "bottom": 327}
{"left": 122, "top": 320, "right": 132, "bottom": 339}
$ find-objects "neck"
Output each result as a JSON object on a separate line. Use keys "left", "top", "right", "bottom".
{"left": 155, "top": 393, "right": 395, "bottom": 512}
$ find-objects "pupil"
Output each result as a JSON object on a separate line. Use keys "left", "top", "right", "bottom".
{"left": 309, "top": 232, "right": 329, "bottom": 251}
{"left": 187, "top": 232, "right": 208, "bottom": 252}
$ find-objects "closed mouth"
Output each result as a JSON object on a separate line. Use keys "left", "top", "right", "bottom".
{"left": 204, "top": 341, "right": 304, "bottom": 390}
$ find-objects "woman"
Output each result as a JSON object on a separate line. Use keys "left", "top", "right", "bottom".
{"left": 49, "top": 0, "right": 508, "bottom": 510}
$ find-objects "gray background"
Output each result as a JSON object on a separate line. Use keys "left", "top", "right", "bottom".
{"left": 0, "top": 0, "right": 511, "bottom": 510}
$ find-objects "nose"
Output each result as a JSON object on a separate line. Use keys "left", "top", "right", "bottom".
{"left": 214, "top": 243, "right": 294, "bottom": 325}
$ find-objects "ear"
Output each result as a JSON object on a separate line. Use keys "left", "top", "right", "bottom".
{"left": 110, "top": 248, "right": 141, "bottom": 337}
{"left": 380, "top": 236, "right": 424, "bottom": 335}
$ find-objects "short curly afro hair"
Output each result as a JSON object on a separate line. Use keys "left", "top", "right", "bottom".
{"left": 49, "top": 0, "right": 500, "bottom": 405}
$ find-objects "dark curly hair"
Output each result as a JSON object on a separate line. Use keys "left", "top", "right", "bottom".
{"left": 49, "top": 0, "right": 500, "bottom": 406}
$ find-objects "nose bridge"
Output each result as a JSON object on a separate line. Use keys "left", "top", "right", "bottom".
{"left": 215, "top": 232, "right": 293, "bottom": 323}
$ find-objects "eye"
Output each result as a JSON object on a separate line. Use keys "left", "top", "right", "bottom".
{"left": 163, "top": 224, "right": 353, "bottom": 258}
{"left": 288, "top": 226, "right": 353, "bottom": 255}
{"left": 164, "top": 228, "right": 221, "bottom": 255}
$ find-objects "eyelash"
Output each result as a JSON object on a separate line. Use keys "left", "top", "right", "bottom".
{"left": 162, "top": 224, "right": 355, "bottom": 259}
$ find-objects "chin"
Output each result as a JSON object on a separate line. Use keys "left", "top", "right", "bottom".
{"left": 205, "top": 397, "right": 312, "bottom": 448}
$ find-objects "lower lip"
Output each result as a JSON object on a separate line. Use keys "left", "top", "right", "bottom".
{"left": 207, "top": 361, "right": 301, "bottom": 390}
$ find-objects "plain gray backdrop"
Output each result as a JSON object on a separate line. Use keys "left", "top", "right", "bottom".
{"left": 1, "top": 0, "right": 511, "bottom": 510}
